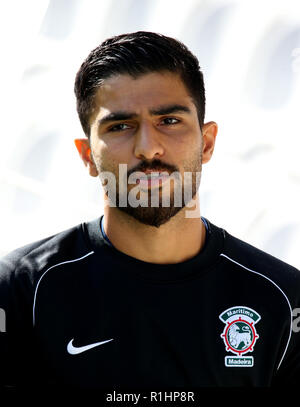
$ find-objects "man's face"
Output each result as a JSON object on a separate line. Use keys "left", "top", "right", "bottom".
{"left": 87, "top": 71, "right": 208, "bottom": 227}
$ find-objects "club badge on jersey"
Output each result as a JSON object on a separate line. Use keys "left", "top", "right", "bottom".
{"left": 219, "top": 306, "right": 261, "bottom": 367}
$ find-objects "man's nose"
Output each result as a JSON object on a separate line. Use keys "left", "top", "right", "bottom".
{"left": 133, "top": 122, "right": 164, "bottom": 160}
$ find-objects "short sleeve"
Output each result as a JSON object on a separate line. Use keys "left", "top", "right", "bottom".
{"left": 0, "top": 252, "right": 36, "bottom": 389}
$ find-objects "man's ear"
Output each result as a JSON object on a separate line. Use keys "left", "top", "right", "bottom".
{"left": 74, "top": 138, "right": 98, "bottom": 177}
{"left": 201, "top": 121, "right": 218, "bottom": 164}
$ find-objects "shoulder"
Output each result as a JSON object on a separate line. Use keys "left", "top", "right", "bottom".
{"left": 0, "top": 221, "right": 93, "bottom": 286}
{"left": 220, "top": 226, "right": 300, "bottom": 304}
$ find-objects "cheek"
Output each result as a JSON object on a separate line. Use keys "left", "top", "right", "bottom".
{"left": 95, "top": 150, "right": 123, "bottom": 180}
{"left": 106, "top": 136, "right": 133, "bottom": 159}
{"left": 89, "top": 146, "right": 107, "bottom": 174}
{"left": 180, "top": 140, "right": 203, "bottom": 172}
{"left": 171, "top": 123, "right": 201, "bottom": 146}
{"left": 90, "top": 138, "right": 110, "bottom": 168}
{"left": 170, "top": 133, "right": 201, "bottom": 165}
{"left": 105, "top": 145, "right": 134, "bottom": 175}
{"left": 98, "top": 133, "right": 133, "bottom": 158}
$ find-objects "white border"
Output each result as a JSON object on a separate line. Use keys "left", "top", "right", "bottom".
{"left": 32, "top": 251, "right": 94, "bottom": 326}
{"left": 219, "top": 305, "right": 261, "bottom": 323}
{"left": 225, "top": 356, "right": 254, "bottom": 367}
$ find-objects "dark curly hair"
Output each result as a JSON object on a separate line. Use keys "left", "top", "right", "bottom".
{"left": 74, "top": 31, "right": 206, "bottom": 137}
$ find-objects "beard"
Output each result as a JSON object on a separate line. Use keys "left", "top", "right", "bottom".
{"left": 116, "top": 188, "right": 184, "bottom": 228}
{"left": 97, "top": 151, "right": 202, "bottom": 228}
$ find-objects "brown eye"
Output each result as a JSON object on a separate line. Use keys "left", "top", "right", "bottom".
{"left": 161, "top": 117, "right": 180, "bottom": 125}
{"left": 109, "top": 123, "right": 131, "bottom": 132}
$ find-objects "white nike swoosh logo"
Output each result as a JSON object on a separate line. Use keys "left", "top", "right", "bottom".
{"left": 67, "top": 338, "right": 114, "bottom": 355}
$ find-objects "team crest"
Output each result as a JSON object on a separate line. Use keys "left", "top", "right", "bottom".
{"left": 219, "top": 306, "right": 261, "bottom": 367}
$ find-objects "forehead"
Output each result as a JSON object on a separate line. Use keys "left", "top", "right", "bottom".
{"left": 91, "top": 71, "right": 196, "bottom": 119}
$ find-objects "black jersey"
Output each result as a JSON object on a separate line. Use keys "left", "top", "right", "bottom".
{"left": 0, "top": 215, "right": 300, "bottom": 389}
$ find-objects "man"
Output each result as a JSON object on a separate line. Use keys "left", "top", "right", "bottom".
{"left": 0, "top": 31, "right": 300, "bottom": 390}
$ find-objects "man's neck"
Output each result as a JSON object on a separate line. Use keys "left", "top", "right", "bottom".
{"left": 102, "top": 198, "right": 206, "bottom": 264}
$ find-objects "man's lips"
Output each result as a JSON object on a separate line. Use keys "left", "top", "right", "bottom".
{"left": 140, "top": 169, "right": 170, "bottom": 175}
{"left": 135, "top": 170, "right": 171, "bottom": 188}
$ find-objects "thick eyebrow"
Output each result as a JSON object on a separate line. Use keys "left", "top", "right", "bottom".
{"left": 149, "top": 104, "right": 192, "bottom": 116}
{"left": 97, "top": 104, "right": 191, "bottom": 127}
{"left": 98, "top": 111, "right": 138, "bottom": 127}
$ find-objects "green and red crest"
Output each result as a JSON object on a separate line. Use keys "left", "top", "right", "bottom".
{"left": 219, "top": 306, "right": 261, "bottom": 367}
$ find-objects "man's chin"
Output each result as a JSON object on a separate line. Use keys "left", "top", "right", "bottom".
{"left": 117, "top": 205, "right": 185, "bottom": 228}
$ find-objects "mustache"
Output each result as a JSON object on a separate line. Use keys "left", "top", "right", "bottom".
{"left": 127, "top": 159, "right": 179, "bottom": 178}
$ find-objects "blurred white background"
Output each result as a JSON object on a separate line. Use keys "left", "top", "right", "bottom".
{"left": 0, "top": 0, "right": 299, "bottom": 268}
